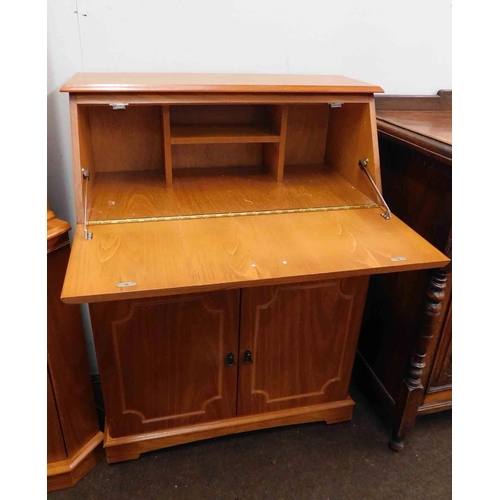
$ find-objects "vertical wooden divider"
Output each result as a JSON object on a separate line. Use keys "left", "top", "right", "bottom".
{"left": 70, "top": 97, "right": 84, "bottom": 224}
{"left": 70, "top": 99, "right": 95, "bottom": 224}
{"left": 324, "top": 102, "right": 379, "bottom": 202}
{"left": 162, "top": 105, "right": 173, "bottom": 188}
{"left": 264, "top": 105, "right": 288, "bottom": 182}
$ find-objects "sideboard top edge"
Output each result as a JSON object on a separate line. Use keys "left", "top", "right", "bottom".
{"left": 60, "top": 72, "right": 384, "bottom": 94}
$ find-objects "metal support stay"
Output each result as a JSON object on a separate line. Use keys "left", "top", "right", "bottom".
{"left": 358, "top": 159, "right": 392, "bottom": 220}
{"left": 82, "top": 168, "right": 93, "bottom": 240}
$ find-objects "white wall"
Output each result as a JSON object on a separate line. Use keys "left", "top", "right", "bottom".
{"left": 48, "top": 0, "right": 452, "bottom": 373}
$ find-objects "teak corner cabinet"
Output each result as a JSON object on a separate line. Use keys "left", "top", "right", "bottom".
{"left": 60, "top": 73, "right": 449, "bottom": 463}
{"left": 47, "top": 207, "right": 103, "bottom": 490}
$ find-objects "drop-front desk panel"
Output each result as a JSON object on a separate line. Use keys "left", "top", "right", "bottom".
{"left": 60, "top": 73, "right": 448, "bottom": 463}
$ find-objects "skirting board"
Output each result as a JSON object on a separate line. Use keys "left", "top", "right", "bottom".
{"left": 104, "top": 397, "right": 355, "bottom": 464}
{"left": 47, "top": 431, "right": 103, "bottom": 492}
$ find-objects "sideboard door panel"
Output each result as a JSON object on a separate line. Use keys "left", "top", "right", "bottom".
{"left": 237, "top": 278, "right": 369, "bottom": 416}
{"left": 90, "top": 290, "right": 240, "bottom": 437}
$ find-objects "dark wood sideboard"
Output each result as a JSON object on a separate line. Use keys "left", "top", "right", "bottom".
{"left": 356, "top": 91, "right": 452, "bottom": 451}
{"left": 47, "top": 207, "right": 103, "bottom": 491}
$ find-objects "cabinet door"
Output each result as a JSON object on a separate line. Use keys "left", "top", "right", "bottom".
{"left": 90, "top": 290, "right": 240, "bottom": 438}
{"left": 237, "top": 278, "right": 369, "bottom": 416}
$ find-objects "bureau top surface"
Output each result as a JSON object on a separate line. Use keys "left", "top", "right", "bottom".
{"left": 60, "top": 73, "right": 384, "bottom": 94}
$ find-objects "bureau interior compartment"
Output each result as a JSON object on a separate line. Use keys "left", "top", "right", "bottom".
{"left": 169, "top": 104, "right": 280, "bottom": 146}
{"left": 81, "top": 105, "right": 164, "bottom": 174}
{"left": 80, "top": 102, "right": 381, "bottom": 224}
{"left": 168, "top": 104, "right": 285, "bottom": 184}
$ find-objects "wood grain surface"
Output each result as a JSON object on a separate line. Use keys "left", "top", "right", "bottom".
{"left": 170, "top": 125, "right": 280, "bottom": 144}
{"left": 263, "top": 105, "right": 288, "bottom": 182}
{"left": 88, "top": 167, "right": 376, "bottom": 222}
{"left": 89, "top": 106, "right": 164, "bottom": 172}
{"left": 69, "top": 99, "right": 382, "bottom": 222}
{"left": 61, "top": 73, "right": 383, "bottom": 94}
{"left": 284, "top": 105, "right": 330, "bottom": 166}
{"left": 61, "top": 208, "right": 449, "bottom": 304}
{"left": 47, "top": 213, "right": 103, "bottom": 490}
{"left": 103, "top": 399, "right": 354, "bottom": 463}
{"left": 377, "top": 111, "right": 451, "bottom": 145}
{"left": 172, "top": 143, "right": 265, "bottom": 170}
{"left": 169, "top": 104, "right": 268, "bottom": 125}
{"left": 90, "top": 290, "right": 240, "bottom": 438}
{"left": 47, "top": 431, "right": 103, "bottom": 492}
{"left": 420, "top": 389, "right": 452, "bottom": 415}
{"left": 69, "top": 95, "right": 87, "bottom": 224}
{"left": 76, "top": 93, "right": 372, "bottom": 106}
{"left": 427, "top": 302, "right": 452, "bottom": 390}
{"left": 376, "top": 119, "right": 452, "bottom": 165}
{"left": 162, "top": 106, "right": 173, "bottom": 187}
{"left": 375, "top": 90, "right": 451, "bottom": 112}
{"left": 325, "top": 100, "right": 382, "bottom": 197}
{"left": 48, "top": 244, "right": 102, "bottom": 457}
{"left": 47, "top": 209, "right": 71, "bottom": 244}
{"left": 47, "top": 374, "right": 67, "bottom": 463}
{"left": 237, "top": 278, "right": 369, "bottom": 416}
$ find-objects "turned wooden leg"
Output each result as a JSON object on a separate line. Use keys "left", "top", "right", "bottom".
{"left": 389, "top": 267, "right": 449, "bottom": 452}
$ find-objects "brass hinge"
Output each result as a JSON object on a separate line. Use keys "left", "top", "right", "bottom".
{"left": 87, "top": 203, "right": 379, "bottom": 226}
{"left": 109, "top": 103, "right": 128, "bottom": 110}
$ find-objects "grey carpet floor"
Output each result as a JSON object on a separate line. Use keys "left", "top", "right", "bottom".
{"left": 48, "top": 382, "right": 451, "bottom": 500}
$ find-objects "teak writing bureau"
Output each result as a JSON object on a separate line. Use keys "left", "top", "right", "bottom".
{"left": 60, "top": 73, "right": 449, "bottom": 463}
